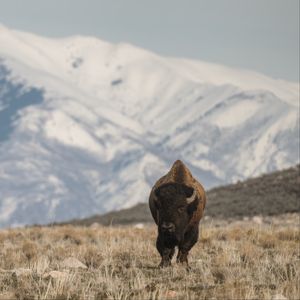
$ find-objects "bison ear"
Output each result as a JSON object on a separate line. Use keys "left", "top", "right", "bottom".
{"left": 154, "top": 187, "right": 161, "bottom": 198}
{"left": 153, "top": 188, "right": 161, "bottom": 209}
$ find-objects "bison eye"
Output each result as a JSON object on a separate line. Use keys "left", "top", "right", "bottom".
{"left": 177, "top": 206, "right": 185, "bottom": 213}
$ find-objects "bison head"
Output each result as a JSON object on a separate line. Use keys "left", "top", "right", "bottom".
{"left": 153, "top": 183, "right": 198, "bottom": 242}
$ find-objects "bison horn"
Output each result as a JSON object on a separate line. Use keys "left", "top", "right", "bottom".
{"left": 186, "top": 189, "right": 197, "bottom": 204}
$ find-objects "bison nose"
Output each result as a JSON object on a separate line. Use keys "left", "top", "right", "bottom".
{"left": 161, "top": 222, "right": 175, "bottom": 232}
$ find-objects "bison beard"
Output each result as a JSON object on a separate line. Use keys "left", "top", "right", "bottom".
{"left": 149, "top": 160, "right": 206, "bottom": 268}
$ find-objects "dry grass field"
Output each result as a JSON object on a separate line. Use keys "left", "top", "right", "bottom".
{"left": 0, "top": 214, "right": 299, "bottom": 300}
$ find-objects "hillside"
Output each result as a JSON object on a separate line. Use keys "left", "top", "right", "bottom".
{"left": 0, "top": 24, "right": 299, "bottom": 228}
{"left": 67, "top": 165, "right": 300, "bottom": 226}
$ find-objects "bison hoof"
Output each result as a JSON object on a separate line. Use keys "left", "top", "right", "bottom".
{"left": 176, "top": 258, "right": 190, "bottom": 270}
{"left": 159, "top": 260, "right": 171, "bottom": 268}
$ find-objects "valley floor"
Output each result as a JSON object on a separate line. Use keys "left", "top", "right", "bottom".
{"left": 0, "top": 214, "right": 299, "bottom": 300}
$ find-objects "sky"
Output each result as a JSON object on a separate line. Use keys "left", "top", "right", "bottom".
{"left": 0, "top": 0, "right": 299, "bottom": 82}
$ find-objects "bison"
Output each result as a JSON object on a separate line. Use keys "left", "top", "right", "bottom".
{"left": 149, "top": 160, "right": 206, "bottom": 267}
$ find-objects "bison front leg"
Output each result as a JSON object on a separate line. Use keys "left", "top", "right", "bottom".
{"left": 159, "top": 248, "right": 175, "bottom": 268}
{"left": 156, "top": 235, "right": 175, "bottom": 267}
{"left": 177, "top": 226, "right": 199, "bottom": 268}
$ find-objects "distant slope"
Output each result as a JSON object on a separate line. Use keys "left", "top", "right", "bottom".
{"left": 66, "top": 165, "right": 300, "bottom": 226}
{"left": 0, "top": 24, "right": 299, "bottom": 227}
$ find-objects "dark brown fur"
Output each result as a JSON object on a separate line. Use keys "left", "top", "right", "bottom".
{"left": 149, "top": 160, "right": 206, "bottom": 267}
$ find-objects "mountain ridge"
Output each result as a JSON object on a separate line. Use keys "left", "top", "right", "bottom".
{"left": 0, "top": 25, "right": 298, "bottom": 228}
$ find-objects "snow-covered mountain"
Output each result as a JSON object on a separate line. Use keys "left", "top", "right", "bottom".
{"left": 0, "top": 24, "right": 299, "bottom": 228}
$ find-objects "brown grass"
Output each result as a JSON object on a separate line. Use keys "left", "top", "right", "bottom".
{"left": 0, "top": 215, "right": 299, "bottom": 300}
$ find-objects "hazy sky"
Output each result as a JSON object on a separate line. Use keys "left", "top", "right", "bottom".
{"left": 0, "top": 0, "right": 299, "bottom": 81}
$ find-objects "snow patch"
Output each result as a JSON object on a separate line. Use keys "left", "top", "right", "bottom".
{"left": 211, "top": 100, "right": 260, "bottom": 128}
{"left": 43, "top": 110, "right": 103, "bottom": 154}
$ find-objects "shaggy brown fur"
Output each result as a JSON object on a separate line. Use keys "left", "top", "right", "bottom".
{"left": 149, "top": 160, "right": 206, "bottom": 267}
